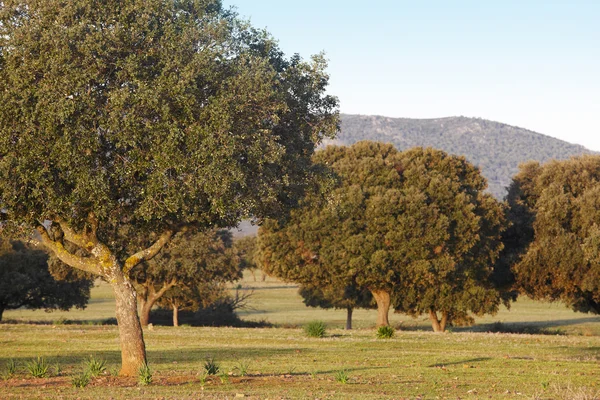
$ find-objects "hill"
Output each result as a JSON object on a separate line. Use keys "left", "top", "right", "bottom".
{"left": 336, "top": 114, "right": 594, "bottom": 199}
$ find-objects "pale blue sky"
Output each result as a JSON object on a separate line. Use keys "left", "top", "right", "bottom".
{"left": 224, "top": 1, "right": 600, "bottom": 151}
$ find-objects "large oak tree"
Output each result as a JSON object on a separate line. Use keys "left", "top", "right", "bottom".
{"left": 259, "top": 142, "right": 506, "bottom": 331}
{"left": 508, "top": 156, "right": 600, "bottom": 313}
{"left": 0, "top": 0, "right": 338, "bottom": 375}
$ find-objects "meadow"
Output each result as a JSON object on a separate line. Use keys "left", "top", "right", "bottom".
{"left": 1, "top": 272, "right": 600, "bottom": 399}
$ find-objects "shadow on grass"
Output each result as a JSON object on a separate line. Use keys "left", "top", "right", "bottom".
{"left": 428, "top": 357, "right": 491, "bottom": 368}
{"left": 468, "top": 317, "right": 600, "bottom": 335}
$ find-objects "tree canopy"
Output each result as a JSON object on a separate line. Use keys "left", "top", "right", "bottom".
{"left": 258, "top": 142, "right": 506, "bottom": 331}
{"left": 508, "top": 155, "right": 600, "bottom": 313}
{"left": 0, "top": 239, "right": 94, "bottom": 321}
{"left": 0, "top": 0, "right": 338, "bottom": 375}
{"left": 131, "top": 228, "right": 242, "bottom": 326}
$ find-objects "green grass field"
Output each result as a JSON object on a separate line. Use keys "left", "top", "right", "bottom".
{"left": 2, "top": 271, "right": 600, "bottom": 399}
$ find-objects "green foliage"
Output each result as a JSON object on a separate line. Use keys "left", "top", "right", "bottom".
{"left": 138, "top": 364, "right": 152, "bottom": 386}
{"left": 204, "top": 358, "right": 220, "bottom": 375}
{"left": 235, "top": 361, "right": 250, "bottom": 376}
{"left": 376, "top": 326, "right": 395, "bottom": 339}
{"left": 4, "top": 359, "right": 17, "bottom": 378}
{"left": 334, "top": 369, "right": 350, "bottom": 384}
{"left": 259, "top": 142, "right": 507, "bottom": 331}
{"left": 25, "top": 357, "right": 49, "bottom": 378}
{"left": 506, "top": 155, "right": 600, "bottom": 314}
{"left": 71, "top": 371, "right": 91, "bottom": 388}
{"left": 304, "top": 321, "right": 327, "bottom": 338}
{"left": 339, "top": 114, "right": 593, "bottom": 200}
{"left": 0, "top": 239, "right": 93, "bottom": 321}
{"left": 83, "top": 355, "right": 107, "bottom": 377}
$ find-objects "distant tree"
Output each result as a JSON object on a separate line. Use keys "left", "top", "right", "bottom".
{"left": 299, "top": 283, "right": 373, "bottom": 330}
{"left": 234, "top": 236, "right": 265, "bottom": 282}
{"left": 155, "top": 281, "right": 225, "bottom": 327}
{"left": 258, "top": 142, "right": 506, "bottom": 331}
{"left": 0, "top": 239, "right": 94, "bottom": 321}
{"left": 509, "top": 155, "right": 600, "bottom": 313}
{"left": 0, "top": 0, "right": 338, "bottom": 374}
{"left": 131, "top": 228, "right": 241, "bottom": 327}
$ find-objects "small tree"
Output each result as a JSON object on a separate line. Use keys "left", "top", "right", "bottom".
{"left": 0, "top": 239, "right": 93, "bottom": 321}
{"left": 0, "top": 0, "right": 338, "bottom": 375}
{"left": 299, "top": 283, "right": 373, "bottom": 330}
{"left": 132, "top": 228, "right": 241, "bottom": 326}
{"left": 259, "top": 142, "right": 506, "bottom": 330}
{"left": 507, "top": 155, "right": 600, "bottom": 313}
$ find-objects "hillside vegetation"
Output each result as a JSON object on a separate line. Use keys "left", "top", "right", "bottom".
{"left": 337, "top": 115, "right": 593, "bottom": 199}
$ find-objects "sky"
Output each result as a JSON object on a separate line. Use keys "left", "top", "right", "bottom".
{"left": 223, "top": 0, "right": 600, "bottom": 151}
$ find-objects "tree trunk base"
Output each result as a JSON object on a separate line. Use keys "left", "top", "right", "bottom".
{"left": 371, "top": 289, "right": 391, "bottom": 327}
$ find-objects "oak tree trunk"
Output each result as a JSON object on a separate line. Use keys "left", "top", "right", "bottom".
{"left": 371, "top": 289, "right": 391, "bottom": 327}
{"left": 429, "top": 309, "right": 449, "bottom": 333}
{"left": 345, "top": 307, "right": 353, "bottom": 330}
{"left": 139, "top": 298, "right": 156, "bottom": 327}
{"left": 0, "top": 306, "right": 4, "bottom": 322}
{"left": 172, "top": 305, "right": 179, "bottom": 327}
{"left": 112, "top": 268, "right": 147, "bottom": 376}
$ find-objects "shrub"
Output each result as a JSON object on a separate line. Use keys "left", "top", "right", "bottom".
{"left": 235, "top": 361, "right": 250, "bottom": 376}
{"left": 26, "top": 357, "right": 49, "bottom": 378}
{"left": 376, "top": 326, "right": 395, "bottom": 339}
{"left": 4, "top": 359, "right": 17, "bottom": 378}
{"left": 305, "top": 321, "right": 326, "bottom": 338}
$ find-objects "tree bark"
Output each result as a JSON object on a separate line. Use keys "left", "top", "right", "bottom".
{"left": 139, "top": 298, "right": 153, "bottom": 327}
{"left": 0, "top": 306, "right": 4, "bottom": 322}
{"left": 172, "top": 305, "right": 179, "bottom": 327}
{"left": 112, "top": 268, "right": 147, "bottom": 376}
{"left": 370, "top": 289, "right": 391, "bottom": 327}
{"left": 345, "top": 307, "right": 353, "bottom": 330}
{"left": 428, "top": 309, "right": 449, "bottom": 333}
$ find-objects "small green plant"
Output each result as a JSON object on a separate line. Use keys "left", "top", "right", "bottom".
{"left": 218, "top": 371, "right": 230, "bottom": 384}
{"left": 26, "top": 356, "right": 49, "bottom": 378}
{"left": 198, "top": 371, "right": 208, "bottom": 387}
{"left": 71, "top": 371, "right": 90, "bottom": 388}
{"left": 5, "top": 359, "right": 17, "bottom": 378}
{"left": 138, "top": 364, "right": 152, "bottom": 386}
{"left": 204, "top": 357, "right": 220, "bottom": 375}
{"left": 541, "top": 381, "right": 550, "bottom": 390}
{"left": 376, "top": 326, "right": 395, "bottom": 339}
{"left": 334, "top": 368, "right": 349, "bottom": 384}
{"left": 235, "top": 361, "right": 250, "bottom": 376}
{"left": 304, "top": 320, "right": 326, "bottom": 338}
{"left": 53, "top": 362, "right": 61, "bottom": 377}
{"left": 83, "top": 355, "right": 106, "bottom": 377}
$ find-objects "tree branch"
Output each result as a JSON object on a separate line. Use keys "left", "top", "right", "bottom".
{"left": 123, "top": 227, "right": 188, "bottom": 275}
{"left": 54, "top": 216, "right": 92, "bottom": 249}
{"left": 36, "top": 226, "right": 100, "bottom": 275}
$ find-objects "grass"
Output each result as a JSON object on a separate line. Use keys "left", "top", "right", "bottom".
{"left": 1, "top": 271, "right": 600, "bottom": 398}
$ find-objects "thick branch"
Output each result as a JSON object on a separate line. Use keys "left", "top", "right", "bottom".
{"left": 54, "top": 216, "right": 92, "bottom": 249}
{"left": 36, "top": 226, "right": 100, "bottom": 275}
{"left": 123, "top": 227, "right": 187, "bottom": 275}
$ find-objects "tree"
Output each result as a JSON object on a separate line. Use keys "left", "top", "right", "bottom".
{"left": 0, "top": 0, "right": 338, "bottom": 375}
{"left": 234, "top": 235, "right": 265, "bottom": 281}
{"left": 0, "top": 239, "right": 94, "bottom": 321}
{"left": 508, "top": 155, "right": 600, "bottom": 313}
{"left": 258, "top": 142, "right": 506, "bottom": 331}
{"left": 299, "top": 283, "right": 373, "bottom": 330}
{"left": 155, "top": 280, "right": 225, "bottom": 327}
{"left": 131, "top": 228, "right": 241, "bottom": 326}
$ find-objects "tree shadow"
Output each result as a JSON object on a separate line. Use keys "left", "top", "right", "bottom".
{"left": 428, "top": 357, "right": 491, "bottom": 368}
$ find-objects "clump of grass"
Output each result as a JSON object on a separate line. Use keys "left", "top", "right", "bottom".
{"left": 138, "top": 364, "right": 152, "bottom": 386}
{"left": 218, "top": 371, "right": 230, "bottom": 384}
{"left": 26, "top": 356, "right": 49, "bottom": 378}
{"left": 204, "top": 357, "right": 220, "bottom": 375}
{"left": 334, "top": 368, "right": 349, "bottom": 384}
{"left": 235, "top": 360, "right": 250, "bottom": 376}
{"left": 71, "top": 371, "right": 90, "bottom": 388}
{"left": 304, "top": 320, "right": 326, "bottom": 338}
{"left": 4, "top": 359, "right": 18, "bottom": 378}
{"left": 53, "top": 362, "right": 61, "bottom": 377}
{"left": 83, "top": 355, "right": 106, "bottom": 377}
{"left": 198, "top": 371, "right": 209, "bottom": 387}
{"left": 376, "top": 326, "right": 395, "bottom": 339}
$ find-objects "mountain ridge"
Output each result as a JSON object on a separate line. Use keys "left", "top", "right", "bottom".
{"left": 335, "top": 114, "right": 594, "bottom": 199}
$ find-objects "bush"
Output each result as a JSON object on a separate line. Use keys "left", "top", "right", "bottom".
{"left": 305, "top": 321, "right": 327, "bottom": 338}
{"left": 376, "top": 326, "right": 395, "bottom": 339}
{"left": 83, "top": 355, "right": 106, "bottom": 377}
{"left": 204, "top": 357, "right": 220, "bottom": 375}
